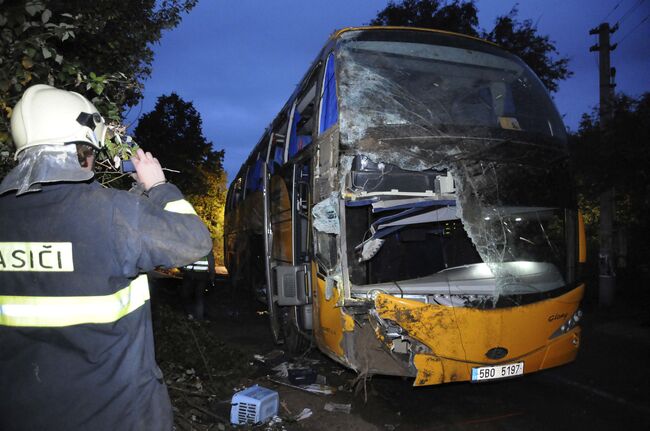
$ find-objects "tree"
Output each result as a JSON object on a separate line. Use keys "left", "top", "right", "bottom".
{"left": 187, "top": 169, "right": 228, "bottom": 264}
{"left": 370, "top": 0, "right": 479, "bottom": 35}
{"left": 569, "top": 93, "right": 650, "bottom": 288}
{"left": 0, "top": 0, "right": 197, "bottom": 177}
{"left": 134, "top": 93, "right": 225, "bottom": 196}
{"left": 135, "top": 93, "right": 227, "bottom": 262}
{"left": 45, "top": 0, "right": 198, "bottom": 108}
{"left": 369, "top": 0, "right": 571, "bottom": 92}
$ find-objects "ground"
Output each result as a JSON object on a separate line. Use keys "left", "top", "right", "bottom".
{"left": 150, "top": 272, "right": 650, "bottom": 431}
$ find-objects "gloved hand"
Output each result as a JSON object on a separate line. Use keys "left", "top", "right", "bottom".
{"left": 131, "top": 149, "right": 167, "bottom": 191}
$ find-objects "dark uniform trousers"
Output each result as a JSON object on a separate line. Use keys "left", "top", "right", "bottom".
{"left": 0, "top": 181, "right": 212, "bottom": 431}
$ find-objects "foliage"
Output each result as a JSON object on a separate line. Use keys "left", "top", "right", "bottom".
{"left": 188, "top": 169, "right": 228, "bottom": 265}
{"left": 0, "top": 0, "right": 197, "bottom": 178}
{"left": 134, "top": 93, "right": 224, "bottom": 195}
{"left": 569, "top": 93, "right": 650, "bottom": 281}
{"left": 45, "top": 0, "right": 198, "bottom": 108}
{"left": 369, "top": 0, "right": 572, "bottom": 92}
{"left": 134, "top": 93, "right": 227, "bottom": 259}
{"left": 370, "top": 0, "right": 479, "bottom": 36}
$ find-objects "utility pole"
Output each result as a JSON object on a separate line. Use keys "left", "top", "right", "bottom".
{"left": 589, "top": 22, "right": 617, "bottom": 306}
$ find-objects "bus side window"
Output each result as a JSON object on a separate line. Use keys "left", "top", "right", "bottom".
{"left": 245, "top": 154, "right": 264, "bottom": 193}
{"left": 268, "top": 121, "right": 288, "bottom": 173}
{"left": 287, "top": 77, "right": 318, "bottom": 159}
{"left": 318, "top": 52, "right": 338, "bottom": 134}
{"left": 232, "top": 177, "right": 243, "bottom": 207}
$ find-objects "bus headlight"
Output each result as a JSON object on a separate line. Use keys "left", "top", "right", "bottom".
{"left": 549, "top": 309, "right": 582, "bottom": 339}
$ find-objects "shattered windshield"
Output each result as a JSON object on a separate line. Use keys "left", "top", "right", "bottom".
{"left": 337, "top": 31, "right": 567, "bottom": 149}
{"left": 345, "top": 161, "right": 577, "bottom": 299}
{"left": 335, "top": 31, "right": 576, "bottom": 303}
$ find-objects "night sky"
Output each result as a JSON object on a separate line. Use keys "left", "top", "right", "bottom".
{"left": 124, "top": 0, "right": 650, "bottom": 182}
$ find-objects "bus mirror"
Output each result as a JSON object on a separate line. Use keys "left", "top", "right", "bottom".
{"left": 275, "top": 265, "right": 309, "bottom": 306}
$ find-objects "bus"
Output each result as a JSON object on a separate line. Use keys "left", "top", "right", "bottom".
{"left": 224, "top": 26, "right": 586, "bottom": 386}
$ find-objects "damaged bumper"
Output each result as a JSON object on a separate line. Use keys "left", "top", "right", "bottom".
{"left": 365, "top": 284, "right": 584, "bottom": 386}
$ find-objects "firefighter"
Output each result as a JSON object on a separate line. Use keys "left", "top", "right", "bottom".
{"left": 0, "top": 84, "right": 212, "bottom": 431}
{"left": 181, "top": 250, "right": 216, "bottom": 320}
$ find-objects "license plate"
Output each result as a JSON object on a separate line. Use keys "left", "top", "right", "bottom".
{"left": 471, "top": 362, "right": 524, "bottom": 382}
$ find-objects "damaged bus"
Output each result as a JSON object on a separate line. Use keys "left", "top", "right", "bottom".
{"left": 224, "top": 27, "right": 586, "bottom": 386}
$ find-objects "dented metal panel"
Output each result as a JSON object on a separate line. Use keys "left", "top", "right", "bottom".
{"left": 374, "top": 285, "right": 584, "bottom": 386}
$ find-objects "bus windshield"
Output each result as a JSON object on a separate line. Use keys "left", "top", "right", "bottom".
{"left": 337, "top": 31, "right": 567, "bottom": 149}
{"left": 336, "top": 31, "right": 575, "bottom": 303}
{"left": 345, "top": 158, "right": 577, "bottom": 301}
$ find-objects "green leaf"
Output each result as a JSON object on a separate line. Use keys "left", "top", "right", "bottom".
{"left": 41, "top": 9, "right": 52, "bottom": 24}
{"left": 54, "top": 54, "right": 63, "bottom": 64}
{"left": 25, "top": 2, "right": 44, "bottom": 16}
{"left": 93, "top": 82, "right": 104, "bottom": 95}
{"left": 41, "top": 46, "right": 51, "bottom": 59}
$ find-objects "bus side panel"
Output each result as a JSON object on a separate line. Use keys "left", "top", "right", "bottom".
{"left": 375, "top": 284, "right": 584, "bottom": 386}
{"left": 311, "top": 267, "right": 355, "bottom": 365}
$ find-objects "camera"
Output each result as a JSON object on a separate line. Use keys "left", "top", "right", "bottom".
{"left": 120, "top": 159, "right": 136, "bottom": 173}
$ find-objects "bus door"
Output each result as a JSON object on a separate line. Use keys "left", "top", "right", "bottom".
{"left": 263, "top": 138, "right": 292, "bottom": 342}
{"left": 289, "top": 161, "right": 313, "bottom": 334}
{"left": 263, "top": 154, "right": 313, "bottom": 348}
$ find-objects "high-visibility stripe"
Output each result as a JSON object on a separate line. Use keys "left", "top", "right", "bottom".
{"left": 164, "top": 199, "right": 197, "bottom": 215}
{"left": 0, "top": 274, "right": 150, "bottom": 327}
{"left": 186, "top": 266, "right": 209, "bottom": 271}
{"left": 185, "top": 260, "right": 209, "bottom": 271}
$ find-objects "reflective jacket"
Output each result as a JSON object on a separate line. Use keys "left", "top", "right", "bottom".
{"left": 0, "top": 181, "right": 211, "bottom": 431}
{"left": 184, "top": 259, "right": 210, "bottom": 272}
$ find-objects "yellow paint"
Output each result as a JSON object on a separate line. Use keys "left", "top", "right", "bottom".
{"left": 413, "top": 354, "right": 444, "bottom": 386}
{"left": 311, "top": 265, "right": 355, "bottom": 363}
{"left": 376, "top": 284, "right": 585, "bottom": 386}
{"left": 578, "top": 210, "right": 587, "bottom": 263}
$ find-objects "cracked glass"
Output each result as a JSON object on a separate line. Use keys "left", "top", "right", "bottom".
{"left": 335, "top": 30, "right": 576, "bottom": 303}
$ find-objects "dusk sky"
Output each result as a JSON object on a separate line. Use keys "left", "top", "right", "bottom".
{"left": 124, "top": 0, "right": 650, "bottom": 182}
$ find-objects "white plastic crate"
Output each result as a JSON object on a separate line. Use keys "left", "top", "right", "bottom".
{"left": 230, "top": 385, "right": 279, "bottom": 425}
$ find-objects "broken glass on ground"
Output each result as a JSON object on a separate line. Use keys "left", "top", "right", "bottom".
{"left": 324, "top": 402, "right": 352, "bottom": 414}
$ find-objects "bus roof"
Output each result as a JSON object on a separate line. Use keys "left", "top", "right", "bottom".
{"left": 329, "top": 26, "right": 501, "bottom": 49}
{"left": 232, "top": 26, "right": 503, "bottom": 182}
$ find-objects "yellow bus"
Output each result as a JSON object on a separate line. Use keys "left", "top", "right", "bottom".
{"left": 224, "top": 27, "right": 586, "bottom": 386}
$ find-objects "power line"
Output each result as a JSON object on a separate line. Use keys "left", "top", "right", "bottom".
{"left": 603, "top": 0, "right": 624, "bottom": 21}
{"left": 617, "top": 12, "right": 650, "bottom": 43}
{"left": 617, "top": 0, "right": 646, "bottom": 26}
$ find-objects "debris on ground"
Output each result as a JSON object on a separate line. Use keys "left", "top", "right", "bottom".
{"left": 230, "top": 385, "right": 279, "bottom": 425}
{"left": 268, "top": 361, "right": 336, "bottom": 395}
{"left": 254, "top": 349, "right": 286, "bottom": 365}
{"left": 153, "top": 304, "right": 253, "bottom": 430}
{"left": 268, "top": 376, "right": 336, "bottom": 395}
{"left": 294, "top": 408, "right": 313, "bottom": 421}
{"left": 323, "top": 402, "right": 352, "bottom": 414}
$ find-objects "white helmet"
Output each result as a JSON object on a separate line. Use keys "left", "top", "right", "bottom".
{"left": 10, "top": 84, "right": 107, "bottom": 157}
